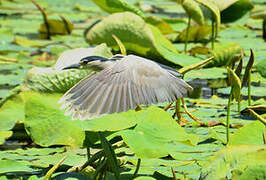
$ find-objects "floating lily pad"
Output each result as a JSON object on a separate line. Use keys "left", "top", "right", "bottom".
{"left": 24, "top": 92, "right": 85, "bottom": 147}
{"left": 0, "top": 92, "right": 25, "bottom": 131}
{"left": 220, "top": 0, "right": 254, "bottom": 23}
{"left": 92, "top": 0, "right": 145, "bottom": 18}
{"left": 184, "top": 67, "right": 227, "bottom": 81}
{"left": 0, "top": 131, "right": 12, "bottom": 145}
{"left": 0, "top": 160, "right": 35, "bottom": 174}
{"left": 116, "top": 107, "right": 198, "bottom": 158}
{"left": 218, "top": 87, "right": 266, "bottom": 98}
{"left": 256, "top": 58, "right": 266, "bottom": 78}
{"left": 199, "top": 145, "right": 266, "bottom": 180}
{"left": 229, "top": 121, "right": 266, "bottom": 145}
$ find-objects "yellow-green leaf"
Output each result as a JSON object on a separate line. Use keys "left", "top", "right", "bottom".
{"left": 181, "top": 0, "right": 204, "bottom": 25}
{"left": 227, "top": 67, "right": 241, "bottom": 102}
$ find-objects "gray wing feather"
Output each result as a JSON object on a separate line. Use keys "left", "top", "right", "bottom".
{"left": 60, "top": 55, "right": 192, "bottom": 120}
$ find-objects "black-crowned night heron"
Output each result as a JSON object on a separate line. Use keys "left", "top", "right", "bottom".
{"left": 59, "top": 54, "right": 193, "bottom": 120}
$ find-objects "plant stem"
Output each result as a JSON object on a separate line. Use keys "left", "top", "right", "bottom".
{"left": 211, "top": 20, "right": 215, "bottom": 50}
{"left": 31, "top": 0, "right": 50, "bottom": 39}
{"left": 238, "top": 99, "right": 241, "bottom": 115}
{"left": 184, "top": 16, "right": 191, "bottom": 53}
{"left": 247, "top": 108, "right": 266, "bottom": 125}
{"left": 248, "top": 69, "right": 252, "bottom": 106}
{"left": 86, "top": 147, "right": 90, "bottom": 162}
{"left": 176, "top": 99, "right": 181, "bottom": 124}
{"left": 133, "top": 158, "right": 141, "bottom": 178}
{"left": 226, "top": 90, "right": 233, "bottom": 144}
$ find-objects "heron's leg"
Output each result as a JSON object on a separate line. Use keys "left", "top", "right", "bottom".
{"left": 174, "top": 99, "right": 188, "bottom": 124}
{"left": 181, "top": 98, "right": 201, "bottom": 124}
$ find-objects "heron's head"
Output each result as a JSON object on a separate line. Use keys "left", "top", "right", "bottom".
{"left": 63, "top": 56, "right": 111, "bottom": 71}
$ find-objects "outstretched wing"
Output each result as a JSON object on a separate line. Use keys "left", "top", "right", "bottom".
{"left": 59, "top": 55, "right": 192, "bottom": 120}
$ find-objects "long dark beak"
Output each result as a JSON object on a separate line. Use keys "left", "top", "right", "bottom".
{"left": 63, "top": 63, "right": 81, "bottom": 70}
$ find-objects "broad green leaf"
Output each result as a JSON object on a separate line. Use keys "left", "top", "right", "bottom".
{"left": 218, "top": 87, "right": 266, "bottom": 98}
{"left": 256, "top": 58, "right": 266, "bottom": 78}
{"left": 229, "top": 121, "right": 266, "bottom": 145}
{"left": 13, "top": 35, "right": 50, "bottom": 48}
{"left": 117, "top": 107, "right": 198, "bottom": 158}
{"left": 220, "top": 0, "right": 254, "bottom": 23}
{"left": 227, "top": 67, "right": 241, "bottom": 101}
{"left": 76, "top": 110, "right": 138, "bottom": 132}
{"left": 0, "top": 160, "right": 34, "bottom": 174}
{"left": 0, "top": 147, "right": 86, "bottom": 169}
{"left": 195, "top": 0, "right": 221, "bottom": 36}
{"left": 232, "top": 164, "right": 266, "bottom": 180}
{"left": 181, "top": 0, "right": 204, "bottom": 25}
{"left": 199, "top": 145, "right": 266, "bottom": 180}
{"left": 184, "top": 67, "right": 227, "bottom": 81}
{"left": 24, "top": 92, "right": 85, "bottom": 147}
{"left": 207, "top": 0, "right": 238, "bottom": 11}
{"left": 24, "top": 67, "right": 91, "bottom": 93}
{"left": 0, "top": 92, "right": 25, "bottom": 131}
{"left": 0, "top": 28, "right": 13, "bottom": 44}
{"left": 176, "top": 25, "right": 211, "bottom": 42}
{"left": 134, "top": 177, "right": 156, "bottom": 180}
{"left": 205, "top": 42, "right": 242, "bottom": 68}
{"left": 92, "top": 0, "right": 174, "bottom": 34}
{"left": 0, "top": 131, "right": 12, "bottom": 145}
{"left": 39, "top": 19, "right": 74, "bottom": 39}
{"left": 52, "top": 172, "right": 92, "bottom": 180}
{"left": 86, "top": 12, "right": 194, "bottom": 67}
{"left": 144, "top": 15, "right": 176, "bottom": 34}
{"left": 92, "top": 0, "right": 145, "bottom": 18}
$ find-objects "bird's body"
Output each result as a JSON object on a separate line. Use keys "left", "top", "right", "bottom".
{"left": 60, "top": 54, "right": 192, "bottom": 120}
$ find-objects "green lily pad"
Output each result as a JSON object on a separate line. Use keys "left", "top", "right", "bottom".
{"left": 86, "top": 12, "right": 200, "bottom": 67}
{"left": 134, "top": 177, "right": 155, "bottom": 180}
{"left": 0, "top": 28, "right": 13, "bottom": 45}
{"left": 220, "top": 0, "right": 254, "bottom": 23}
{"left": 176, "top": 25, "right": 211, "bottom": 42}
{"left": 117, "top": 107, "right": 198, "bottom": 158}
{"left": 0, "top": 92, "right": 25, "bottom": 131}
{"left": 24, "top": 92, "right": 85, "bottom": 147}
{"left": 218, "top": 87, "right": 266, "bottom": 98}
{"left": 195, "top": 0, "right": 221, "bottom": 35}
{"left": 199, "top": 145, "right": 266, "bottom": 180}
{"left": 181, "top": 0, "right": 204, "bottom": 25}
{"left": 76, "top": 110, "right": 138, "bottom": 132}
{"left": 0, "top": 131, "right": 12, "bottom": 145}
{"left": 13, "top": 36, "right": 50, "bottom": 48}
{"left": 205, "top": 42, "right": 242, "bottom": 68}
{"left": 229, "top": 121, "right": 266, "bottom": 145}
{"left": 232, "top": 164, "right": 266, "bottom": 180}
{"left": 184, "top": 67, "right": 227, "bottom": 81}
{"left": 256, "top": 58, "right": 266, "bottom": 78}
{"left": 39, "top": 18, "right": 74, "bottom": 39}
{"left": 91, "top": 0, "right": 174, "bottom": 34}
{"left": 92, "top": 0, "right": 145, "bottom": 18}
{"left": 0, "top": 160, "right": 34, "bottom": 174}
